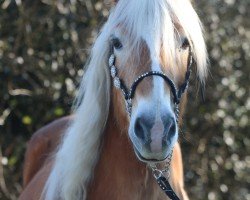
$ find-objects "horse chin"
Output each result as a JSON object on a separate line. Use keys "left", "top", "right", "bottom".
{"left": 133, "top": 147, "right": 168, "bottom": 164}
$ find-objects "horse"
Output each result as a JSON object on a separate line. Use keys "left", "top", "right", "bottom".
{"left": 19, "top": 0, "right": 208, "bottom": 199}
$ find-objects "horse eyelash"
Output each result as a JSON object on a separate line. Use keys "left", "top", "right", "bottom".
{"left": 111, "top": 37, "right": 123, "bottom": 50}
{"left": 181, "top": 37, "right": 190, "bottom": 49}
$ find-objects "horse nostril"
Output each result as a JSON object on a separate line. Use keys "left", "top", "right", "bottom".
{"left": 168, "top": 120, "right": 176, "bottom": 138}
{"left": 134, "top": 117, "right": 151, "bottom": 142}
{"left": 163, "top": 117, "right": 176, "bottom": 139}
{"left": 135, "top": 118, "right": 145, "bottom": 141}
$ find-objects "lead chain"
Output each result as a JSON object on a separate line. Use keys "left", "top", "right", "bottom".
{"left": 149, "top": 149, "right": 173, "bottom": 180}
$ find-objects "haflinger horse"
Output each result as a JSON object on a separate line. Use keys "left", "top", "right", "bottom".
{"left": 19, "top": 0, "right": 208, "bottom": 199}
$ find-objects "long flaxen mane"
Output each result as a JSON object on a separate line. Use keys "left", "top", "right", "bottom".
{"left": 43, "top": 0, "right": 208, "bottom": 199}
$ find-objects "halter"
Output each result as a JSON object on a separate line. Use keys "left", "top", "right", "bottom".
{"left": 108, "top": 45, "right": 193, "bottom": 200}
{"left": 108, "top": 47, "right": 193, "bottom": 121}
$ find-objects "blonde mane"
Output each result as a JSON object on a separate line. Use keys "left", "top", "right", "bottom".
{"left": 43, "top": 0, "right": 208, "bottom": 199}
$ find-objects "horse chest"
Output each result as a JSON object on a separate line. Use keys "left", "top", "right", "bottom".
{"left": 87, "top": 169, "right": 165, "bottom": 200}
{"left": 87, "top": 135, "right": 166, "bottom": 199}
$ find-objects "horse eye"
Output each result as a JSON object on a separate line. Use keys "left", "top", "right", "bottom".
{"left": 112, "top": 38, "right": 123, "bottom": 50}
{"left": 181, "top": 37, "right": 190, "bottom": 49}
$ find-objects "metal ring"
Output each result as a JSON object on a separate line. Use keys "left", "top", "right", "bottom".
{"left": 152, "top": 169, "right": 163, "bottom": 179}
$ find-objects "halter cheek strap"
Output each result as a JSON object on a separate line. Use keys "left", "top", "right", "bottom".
{"left": 108, "top": 48, "right": 193, "bottom": 120}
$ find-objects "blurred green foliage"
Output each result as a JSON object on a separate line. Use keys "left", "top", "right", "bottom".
{"left": 183, "top": 1, "right": 249, "bottom": 200}
{"left": 0, "top": 0, "right": 249, "bottom": 199}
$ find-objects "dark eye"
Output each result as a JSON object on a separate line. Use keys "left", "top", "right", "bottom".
{"left": 112, "top": 37, "right": 123, "bottom": 50}
{"left": 181, "top": 37, "right": 190, "bottom": 49}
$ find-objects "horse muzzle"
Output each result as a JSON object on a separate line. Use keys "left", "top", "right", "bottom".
{"left": 129, "top": 109, "right": 177, "bottom": 162}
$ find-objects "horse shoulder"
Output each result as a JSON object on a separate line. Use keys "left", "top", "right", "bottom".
{"left": 22, "top": 115, "right": 73, "bottom": 187}
{"left": 19, "top": 160, "right": 53, "bottom": 200}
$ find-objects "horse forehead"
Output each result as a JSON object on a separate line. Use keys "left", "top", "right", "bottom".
{"left": 138, "top": 40, "right": 151, "bottom": 62}
{"left": 134, "top": 38, "right": 160, "bottom": 70}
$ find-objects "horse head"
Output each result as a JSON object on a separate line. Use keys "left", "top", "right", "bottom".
{"left": 107, "top": 0, "right": 207, "bottom": 163}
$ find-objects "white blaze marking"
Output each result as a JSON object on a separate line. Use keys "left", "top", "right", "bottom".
{"left": 150, "top": 112, "right": 164, "bottom": 153}
{"left": 144, "top": 35, "right": 172, "bottom": 153}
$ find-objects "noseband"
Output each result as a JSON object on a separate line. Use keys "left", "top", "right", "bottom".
{"left": 108, "top": 47, "right": 193, "bottom": 121}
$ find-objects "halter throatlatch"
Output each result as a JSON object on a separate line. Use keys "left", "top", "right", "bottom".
{"left": 108, "top": 47, "right": 193, "bottom": 121}
{"left": 108, "top": 46, "right": 192, "bottom": 200}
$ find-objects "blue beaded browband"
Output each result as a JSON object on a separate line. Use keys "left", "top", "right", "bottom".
{"left": 108, "top": 47, "right": 193, "bottom": 120}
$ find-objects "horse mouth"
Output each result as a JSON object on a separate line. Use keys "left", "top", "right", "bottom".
{"left": 133, "top": 147, "right": 167, "bottom": 163}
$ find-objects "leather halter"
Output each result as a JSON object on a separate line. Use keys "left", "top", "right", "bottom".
{"left": 108, "top": 46, "right": 193, "bottom": 120}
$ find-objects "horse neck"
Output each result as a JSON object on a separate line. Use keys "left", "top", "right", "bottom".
{"left": 87, "top": 110, "right": 162, "bottom": 199}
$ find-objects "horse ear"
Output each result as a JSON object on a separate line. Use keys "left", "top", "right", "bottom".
{"left": 104, "top": 0, "right": 118, "bottom": 6}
